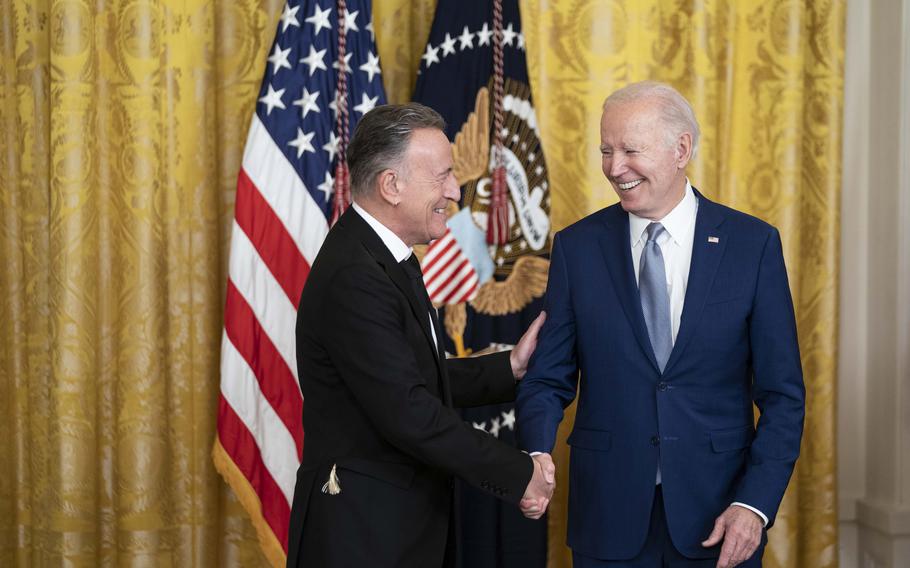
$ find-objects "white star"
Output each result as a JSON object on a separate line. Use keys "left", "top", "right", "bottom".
{"left": 359, "top": 51, "right": 381, "bottom": 82}
{"left": 528, "top": 152, "right": 536, "bottom": 162}
{"left": 366, "top": 20, "right": 375, "bottom": 41}
{"left": 280, "top": 4, "right": 300, "bottom": 32}
{"left": 317, "top": 171, "right": 334, "bottom": 202}
{"left": 305, "top": 4, "right": 331, "bottom": 35}
{"left": 287, "top": 128, "right": 315, "bottom": 158}
{"left": 258, "top": 84, "right": 286, "bottom": 115}
{"left": 322, "top": 131, "right": 340, "bottom": 161}
{"left": 267, "top": 43, "right": 292, "bottom": 74}
{"left": 353, "top": 92, "right": 378, "bottom": 115}
{"left": 332, "top": 52, "right": 353, "bottom": 75}
{"left": 458, "top": 26, "right": 475, "bottom": 50}
{"left": 477, "top": 23, "right": 493, "bottom": 46}
{"left": 440, "top": 33, "right": 457, "bottom": 56}
{"left": 343, "top": 9, "right": 359, "bottom": 34}
{"left": 535, "top": 165, "right": 544, "bottom": 176}
{"left": 422, "top": 43, "right": 440, "bottom": 67}
{"left": 472, "top": 421, "right": 488, "bottom": 432}
{"left": 501, "top": 409, "right": 516, "bottom": 430}
{"left": 300, "top": 45, "right": 327, "bottom": 76}
{"left": 489, "top": 417, "right": 501, "bottom": 437}
{"left": 511, "top": 134, "right": 520, "bottom": 143}
{"left": 517, "top": 33, "right": 526, "bottom": 50}
{"left": 502, "top": 23, "right": 517, "bottom": 46}
{"left": 292, "top": 87, "right": 320, "bottom": 118}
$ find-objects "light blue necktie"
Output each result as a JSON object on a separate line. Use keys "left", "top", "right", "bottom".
{"left": 639, "top": 223, "right": 672, "bottom": 372}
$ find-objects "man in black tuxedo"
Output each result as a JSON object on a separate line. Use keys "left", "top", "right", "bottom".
{"left": 286, "top": 102, "right": 552, "bottom": 568}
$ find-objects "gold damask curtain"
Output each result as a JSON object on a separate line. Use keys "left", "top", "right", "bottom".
{"left": 0, "top": 0, "right": 841, "bottom": 567}
{"left": 0, "top": 0, "right": 284, "bottom": 564}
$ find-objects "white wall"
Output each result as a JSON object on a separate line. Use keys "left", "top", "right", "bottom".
{"left": 839, "top": 0, "right": 910, "bottom": 566}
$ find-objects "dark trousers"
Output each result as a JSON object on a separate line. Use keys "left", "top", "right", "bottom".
{"left": 572, "top": 487, "right": 764, "bottom": 568}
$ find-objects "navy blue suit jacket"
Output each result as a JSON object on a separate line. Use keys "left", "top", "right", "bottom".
{"left": 515, "top": 190, "right": 805, "bottom": 560}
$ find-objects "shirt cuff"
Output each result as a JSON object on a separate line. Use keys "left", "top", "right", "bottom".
{"left": 731, "top": 502, "right": 768, "bottom": 527}
{"left": 529, "top": 451, "right": 543, "bottom": 456}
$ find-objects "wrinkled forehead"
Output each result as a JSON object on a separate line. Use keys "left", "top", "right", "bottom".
{"left": 599, "top": 100, "right": 663, "bottom": 143}
{"left": 404, "top": 128, "right": 452, "bottom": 171}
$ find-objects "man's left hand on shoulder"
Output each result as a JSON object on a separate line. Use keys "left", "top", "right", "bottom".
{"left": 701, "top": 505, "right": 764, "bottom": 568}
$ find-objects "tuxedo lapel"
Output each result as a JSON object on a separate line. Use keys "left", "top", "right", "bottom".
{"left": 598, "top": 207, "right": 662, "bottom": 373}
{"left": 663, "top": 192, "right": 727, "bottom": 375}
{"left": 341, "top": 209, "right": 443, "bottom": 375}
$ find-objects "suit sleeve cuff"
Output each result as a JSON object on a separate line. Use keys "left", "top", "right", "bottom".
{"left": 731, "top": 502, "right": 769, "bottom": 527}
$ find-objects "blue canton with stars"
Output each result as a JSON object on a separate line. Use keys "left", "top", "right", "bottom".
{"left": 255, "top": 0, "right": 386, "bottom": 220}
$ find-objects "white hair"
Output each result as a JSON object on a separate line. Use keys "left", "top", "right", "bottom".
{"left": 603, "top": 81, "right": 701, "bottom": 159}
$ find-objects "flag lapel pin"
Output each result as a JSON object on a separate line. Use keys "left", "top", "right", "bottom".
{"left": 707, "top": 236, "right": 720, "bottom": 244}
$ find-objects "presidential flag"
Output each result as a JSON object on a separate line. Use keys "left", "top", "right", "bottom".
{"left": 212, "top": 1, "right": 385, "bottom": 565}
{"left": 413, "top": 0, "right": 551, "bottom": 565}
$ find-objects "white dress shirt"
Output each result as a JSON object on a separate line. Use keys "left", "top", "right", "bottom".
{"left": 352, "top": 202, "right": 438, "bottom": 348}
{"left": 627, "top": 181, "right": 768, "bottom": 526}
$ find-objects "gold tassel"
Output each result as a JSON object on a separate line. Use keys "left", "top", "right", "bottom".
{"left": 321, "top": 464, "right": 341, "bottom": 495}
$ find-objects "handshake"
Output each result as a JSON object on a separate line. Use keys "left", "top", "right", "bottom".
{"left": 519, "top": 453, "right": 556, "bottom": 519}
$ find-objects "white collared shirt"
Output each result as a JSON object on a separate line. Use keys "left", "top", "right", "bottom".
{"left": 351, "top": 202, "right": 438, "bottom": 348}
{"left": 352, "top": 202, "right": 411, "bottom": 263}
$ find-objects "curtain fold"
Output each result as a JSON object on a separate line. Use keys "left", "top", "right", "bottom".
{"left": 1, "top": 0, "right": 841, "bottom": 566}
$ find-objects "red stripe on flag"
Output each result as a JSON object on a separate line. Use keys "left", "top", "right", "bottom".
{"left": 438, "top": 260, "right": 474, "bottom": 303}
{"left": 423, "top": 238, "right": 457, "bottom": 274}
{"left": 441, "top": 277, "right": 477, "bottom": 305}
{"left": 217, "top": 395, "right": 292, "bottom": 551}
{"left": 235, "top": 169, "right": 310, "bottom": 306}
{"left": 225, "top": 279, "right": 304, "bottom": 458}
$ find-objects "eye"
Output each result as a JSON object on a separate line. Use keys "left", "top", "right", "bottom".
{"left": 600, "top": 149, "right": 612, "bottom": 157}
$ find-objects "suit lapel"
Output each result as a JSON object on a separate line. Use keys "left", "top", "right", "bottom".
{"left": 663, "top": 192, "right": 727, "bottom": 375}
{"left": 341, "top": 209, "right": 443, "bottom": 372}
{"left": 598, "top": 207, "right": 662, "bottom": 373}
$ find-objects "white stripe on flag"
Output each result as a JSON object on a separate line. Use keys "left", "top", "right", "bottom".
{"left": 220, "top": 332, "right": 299, "bottom": 503}
{"left": 241, "top": 115, "right": 329, "bottom": 265}
{"left": 433, "top": 261, "right": 476, "bottom": 302}
{"left": 228, "top": 220, "right": 299, "bottom": 382}
{"left": 426, "top": 252, "right": 470, "bottom": 296}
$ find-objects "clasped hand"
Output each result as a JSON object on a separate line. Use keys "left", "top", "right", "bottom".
{"left": 519, "top": 453, "right": 556, "bottom": 520}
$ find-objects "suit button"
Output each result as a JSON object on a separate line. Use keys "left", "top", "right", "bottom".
{"left": 658, "top": 382, "right": 668, "bottom": 391}
{"left": 650, "top": 436, "right": 660, "bottom": 446}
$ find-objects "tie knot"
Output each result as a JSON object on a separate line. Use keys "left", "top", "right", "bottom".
{"left": 400, "top": 254, "right": 422, "bottom": 279}
{"left": 645, "top": 222, "right": 666, "bottom": 244}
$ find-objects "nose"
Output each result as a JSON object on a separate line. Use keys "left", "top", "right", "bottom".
{"left": 606, "top": 153, "right": 627, "bottom": 179}
{"left": 444, "top": 172, "right": 461, "bottom": 201}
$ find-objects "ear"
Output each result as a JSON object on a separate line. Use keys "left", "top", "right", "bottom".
{"left": 675, "top": 132, "right": 693, "bottom": 169}
{"left": 376, "top": 168, "right": 401, "bottom": 206}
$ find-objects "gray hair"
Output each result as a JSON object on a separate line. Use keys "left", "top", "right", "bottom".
{"left": 603, "top": 81, "right": 700, "bottom": 159}
{"left": 347, "top": 102, "right": 446, "bottom": 198}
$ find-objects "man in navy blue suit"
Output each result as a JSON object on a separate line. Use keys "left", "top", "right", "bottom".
{"left": 515, "top": 82, "right": 805, "bottom": 567}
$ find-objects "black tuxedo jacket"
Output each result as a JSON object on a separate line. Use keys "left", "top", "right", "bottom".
{"left": 286, "top": 208, "right": 533, "bottom": 568}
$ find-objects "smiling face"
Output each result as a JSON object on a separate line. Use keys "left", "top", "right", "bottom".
{"left": 600, "top": 98, "right": 692, "bottom": 220}
{"left": 394, "top": 127, "right": 461, "bottom": 246}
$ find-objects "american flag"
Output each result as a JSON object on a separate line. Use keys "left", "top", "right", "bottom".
{"left": 212, "top": 1, "right": 385, "bottom": 565}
